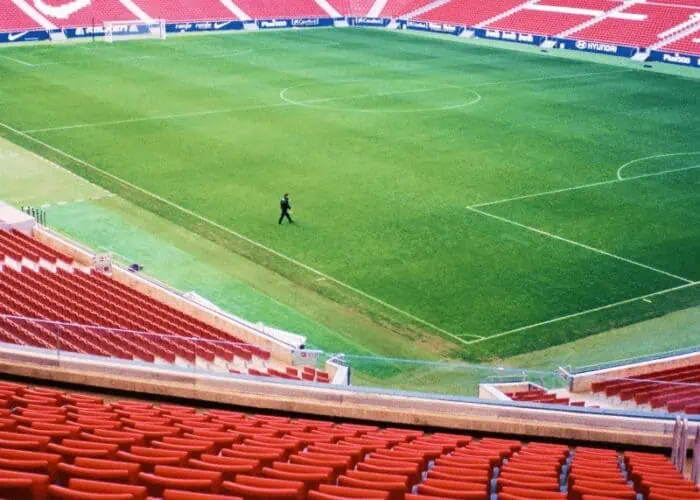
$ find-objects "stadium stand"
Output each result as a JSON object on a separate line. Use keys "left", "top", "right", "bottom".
{"left": 378, "top": 0, "right": 438, "bottom": 18}
{"left": 486, "top": 9, "right": 597, "bottom": 36}
{"left": 133, "top": 0, "right": 241, "bottom": 23}
{"left": 24, "top": 0, "right": 139, "bottom": 29}
{"left": 327, "top": 0, "right": 375, "bottom": 16}
{"left": 590, "top": 363, "right": 700, "bottom": 413}
{"left": 664, "top": 28, "right": 700, "bottom": 54}
{"left": 229, "top": 0, "right": 328, "bottom": 19}
{"left": 505, "top": 388, "right": 592, "bottom": 408}
{"left": 0, "top": 228, "right": 331, "bottom": 384}
{"left": 0, "top": 0, "right": 45, "bottom": 31}
{"left": 0, "top": 378, "right": 694, "bottom": 500}
{"left": 415, "top": 0, "right": 532, "bottom": 28}
{"left": 568, "top": 3, "right": 700, "bottom": 48}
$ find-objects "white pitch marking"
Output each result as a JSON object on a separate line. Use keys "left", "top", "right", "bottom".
{"left": 471, "top": 162, "right": 700, "bottom": 208}
{"left": 0, "top": 55, "right": 35, "bottom": 67}
{"left": 616, "top": 151, "right": 700, "bottom": 180}
{"left": 467, "top": 207, "right": 694, "bottom": 284}
{"left": 464, "top": 281, "right": 700, "bottom": 345}
{"left": 642, "top": 298, "right": 652, "bottom": 303}
{"left": 0, "top": 120, "right": 476, "bottom": 344}
{"left": 279, "top": 84, "right": 482, "bottom": 113}
{"left": 470, "top": 68, "right": 635, "bottom": 88}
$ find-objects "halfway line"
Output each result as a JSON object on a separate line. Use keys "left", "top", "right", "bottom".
{"left": 464, "top": 281, "right": 700, "bottom": 345}
{"left": 0, "top": 120, "right": 477, "bottom": 345}
{"left": 466, "top": 207, "right": 694, "bottom": 284}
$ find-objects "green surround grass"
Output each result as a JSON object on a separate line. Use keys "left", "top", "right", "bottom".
{"left": 1, "top": 29, "right": 699, "bottom": 365}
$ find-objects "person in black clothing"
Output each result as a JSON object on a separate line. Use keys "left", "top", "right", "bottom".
{"left": 279, "top": 193, "right": 293, "bottom": 224}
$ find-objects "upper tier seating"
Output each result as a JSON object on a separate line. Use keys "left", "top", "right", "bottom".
{"left": 0, "top": 0, "right": 44, "bottom": 31}
{"left": 415, "top": 0, "right": 530, "bottom": 28}
{"left": 0, "top": 229, "right": 331, "bottom": 384}
{"left": 571, "top": 3, "right": 700, "bottom": 47}
{"left": 0, "top": 378, "right": 695, "bottom": 500}
{"left": 231, "top": 0, "right": 328, "bottom": 19}
{"left": 379, "top": 0, "right": 437, "bottom": 18}
{"left": 25, "top": 0, "right": 136, "bottom": 29}
{"left": 590, "top": 363, "right": 700, "bottom": 413}
{"left": 134, "top": 0, "right": 240, "bottom": 22}
{"left": 664, "top": 30, "right": 700, "bottom": 54}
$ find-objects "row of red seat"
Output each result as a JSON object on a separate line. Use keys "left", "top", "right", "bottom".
{"left": 0, "top": 230, "right": 342, "bottom": 384}
{"left": 0, "top": 378, "right": 697, "bottom": 499}
{"left": 0, "top": 230, "right": 72, "bottom": 267}
{"left": 590, "top": 364, "right": 700, "bottom": 414}
{"left": 506, "top": 389, "right": 590, "bottom": 408}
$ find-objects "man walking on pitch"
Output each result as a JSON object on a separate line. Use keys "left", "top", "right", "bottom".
{"left": 279, "top": 193, "right": 294, "bottom": 225}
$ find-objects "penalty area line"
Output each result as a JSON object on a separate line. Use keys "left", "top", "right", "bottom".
{"left": 463, "top": 281, "right": 700, "bottom": 345}
{"left": 470, "top": 162, "right": 700, "bottom": 209}
{"left": 0, "top": 120, "right": 477, "bottom": 345}
{"left": 467, "top": 207, "right": 694, "bottom": 284}
{"left": 0, "top": 55, "right": 35, "bottom": 67}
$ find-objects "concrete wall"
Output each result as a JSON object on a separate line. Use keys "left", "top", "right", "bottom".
{"left": 0, "top": 345, "right": 691, "bottom": 449}
{"left": 572, "top": 351, "right": 700, "bottom": 393}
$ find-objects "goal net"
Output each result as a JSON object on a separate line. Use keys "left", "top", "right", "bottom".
{"left": 103, "top": 19, "right": 166, "bottom": 43}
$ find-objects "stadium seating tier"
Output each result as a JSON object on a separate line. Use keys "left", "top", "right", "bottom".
{"left": 230, "top": 0, "right": 328, "bottom": 19}
{"left": 487, "top": 9, "right": 595, "bottom": 36}
{"left": 0, "top": 0, "right": 44, "bottom": 31}
{"left": 0, "top": 378, "right": 694, "bottom": 500}
{"left": 571, "top": 3, "right": 700, "bottom": 47}
{"left": 133, "top": 0, "right": 241, "bottom": 22}
{"left": 415, "top": 0, "right": 531, "bottom": 27}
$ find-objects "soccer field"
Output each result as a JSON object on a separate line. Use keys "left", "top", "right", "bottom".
{"left": 1, "top": 28, "right": 699, "bottom": 362}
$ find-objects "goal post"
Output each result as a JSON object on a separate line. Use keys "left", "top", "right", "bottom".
{"left": 103, "top": 19, "right": 166, "bottom": 43}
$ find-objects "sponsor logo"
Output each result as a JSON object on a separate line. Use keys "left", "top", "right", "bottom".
{"left": 175, "top": 23, "right": 192, "bottom": 30}
{"left": 194, "top": 22, "right": 213, "bottom": 29}
{"left": 260, "top": 20, "right": 288, "bottom": 28}
{"left": 502, "top": 31, "right": 516, "bottom": 41}
{"left": 662, "top": 53, "right": 691, "bottom": 65}
{"left": 292, "top": 18, "right": 320, "bottom": 27}
{"left": 485, "top": 29, "right": 501, "bottom": 39}
{"left": 518, "top": 33, "right": 534, "bottom": 43}
{"left": 427, "top": 22, "right": 457, "bottom": 33}
{"left": 406, "top": 20, "right": 428, "bottom": 29}
{"left": 75, "top": 26, "right": 105, "bottom": 36}
{"left": 573, "top": 40, "right": 618, "bottom": 53}
{"left": 356, "top": 17, "right": 384, "bottom": 25}
{"left": 214, "top": 21, "right": 230, "bottom": 29}
{"left": 8, "top": 31, "right": 29, "bottom": 41}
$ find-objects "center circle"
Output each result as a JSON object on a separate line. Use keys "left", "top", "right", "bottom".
{"left": 279, "top": 80, "right": 482, "bottom": 113}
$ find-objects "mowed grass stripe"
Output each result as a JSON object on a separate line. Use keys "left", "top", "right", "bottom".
{"left": 1, "top": 29, "right": 698, "bottom": 359}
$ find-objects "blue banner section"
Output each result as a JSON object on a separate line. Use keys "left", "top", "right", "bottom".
{"left": 0, "top": 30, "right": 50, "bottom": 43}
{"left": 473, "top": 28, "right": 543, "bottom": 45}
{"left": 555, "top": 38, "right": 635, "bottom": 57}
{"left": 256, "top": 18, "right": 334, "bottom": 29}
{"left": 649, "top": 50, "right": 700, "bottom": 67}
{"left": 167, "top": 20, "right": 244, "bottom": 34}
{"left": 64, "top": 23, "right": 152, "bottom": 38}
{"left": 351, "top": 17, "right": 391, "bottom": 27}
{"left": 401, "top": 20, "right": 464, "bottom": 36}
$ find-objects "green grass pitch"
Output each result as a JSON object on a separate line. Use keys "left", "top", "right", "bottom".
{"left": 1, "top": 28, "right": 699, "bottom": 363}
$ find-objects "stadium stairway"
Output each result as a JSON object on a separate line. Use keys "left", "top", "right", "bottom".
{"left": 0, "top": 378, "right": 696, "bottom": 499}
{"left": 0, "top": 229, "right": 330, "bottom": 384}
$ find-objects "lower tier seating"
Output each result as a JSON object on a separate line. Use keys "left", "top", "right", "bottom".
{"left": 590, "top": 363, "right": 700, "bottom": 414}
{"left": 0, "top": 229, "right": 333, "bottom": 384}
{"left": 0, "top": 379, "right": 696, "bottom": 500}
